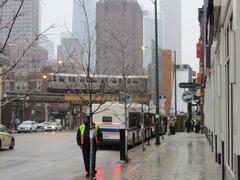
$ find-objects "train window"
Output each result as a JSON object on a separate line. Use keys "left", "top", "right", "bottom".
{"left": 112, "top": 79, "right": 117, "bottom": 84}
{"left": 72, "top": 77, "right": 75, "bottom": 82}
{"left": 119, "top": 78, "right": 122, "bottom": 84}
{"left": 102, "top": 116, "right": 112, "bottom": 122}
{"left": 92, "top": 79, "right": 97, "bottom": 83}
{"left": 59, "top": 77, "right": 65, "bottom": 82}
{"left": 53, "top": 76, "right": 56, "bottom": 82}
{"left": 86, "top": 78, "right": 91, "bottom": 83}
{"left": 69, "top": 77, "right": 71, "bottom": 82}
{"left": 80, "top": 78, "right": 85, "bottom": 83}
{"left": 127, "top": 79, "right": 131, "bottom": 84}
{"left": 133, "top": 80, "right": 138, "bottom": 84}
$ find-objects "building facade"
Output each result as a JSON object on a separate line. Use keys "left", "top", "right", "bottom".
{"left": 40, "top": 35, "right": 55, "bottom": 59}
{"left": 203, "top": 0, "right": 240, "bottom": 179}
{"left": 57, "top": 36, "right": 83, "bottom": 73}
{"left": 148, "top": 49, "right": 173, "bottom": 115}
{"left": 96, "top": 0, "right": 143, "bottom": 76}
{"left": 143, "top": 10, "right": 162, "bottom": 69}
{"left": 7, "top": 44, "right": 48, "bottom": 74}
{"left": 171, "top": 64, "right": 193, "bottom": 114}
{"left": 72, "top": 0, "right": 96, "bottom": 45}
{"left": 159, "top": 0, "right": 182, "bottom": 64}
{"left": 0, "top": 0, "right": 40, "bottom": 45}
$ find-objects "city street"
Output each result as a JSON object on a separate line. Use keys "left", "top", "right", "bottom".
{"left": 0, "top": 132, "right": 222, "bottom": 180}
{"left": 0, "top": 131, "right": 119, "bottom": 180}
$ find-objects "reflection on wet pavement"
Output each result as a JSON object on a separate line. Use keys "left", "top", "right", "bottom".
{"left": 73, "top": 133, "right": 222, "bottom": 180}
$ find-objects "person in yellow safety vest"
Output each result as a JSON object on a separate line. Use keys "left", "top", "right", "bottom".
{"left": 76, "top": 116, "right": 103, "bottom": 178}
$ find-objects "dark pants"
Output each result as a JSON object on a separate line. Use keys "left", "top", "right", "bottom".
{"left": 82, "top": 147, "right": 97, "bottom": 174}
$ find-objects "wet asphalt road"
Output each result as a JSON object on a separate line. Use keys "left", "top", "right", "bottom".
{"left": 0, "top": 131, "right": 119, "bottom": 180}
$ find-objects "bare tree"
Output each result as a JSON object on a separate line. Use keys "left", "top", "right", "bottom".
{"left": 96, "top": 13, "right": 144, "bottom": 162}
{"left": 63, "top": 0, "right": 118, "bottom": 179}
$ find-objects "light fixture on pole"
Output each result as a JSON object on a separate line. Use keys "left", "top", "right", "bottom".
{"left": 154, "top": 0, "right": 160, "bottom": 145}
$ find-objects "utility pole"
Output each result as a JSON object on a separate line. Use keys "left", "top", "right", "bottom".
{"left": 33, "top": 60, "right": 37, "bottom": 122}
{"left": 154, "top": 0, "right": 160, "bottom": 145}
{"left": 174, "top": 51, "right": 177, "bottom": 119}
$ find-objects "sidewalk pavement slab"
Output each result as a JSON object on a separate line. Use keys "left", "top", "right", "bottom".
{"left": 72, "top": 133, "right": 222, "bottom": 180}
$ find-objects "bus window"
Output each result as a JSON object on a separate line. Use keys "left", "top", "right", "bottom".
{"left": 129, "top": 112, "right": 140, "bottom": 128}
{"left": 102, "top": 116, "right": 112, "bottom": 122}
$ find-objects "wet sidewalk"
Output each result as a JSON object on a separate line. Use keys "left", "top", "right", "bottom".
{"left": 72, "top": 133, "right": 222, "bottom": 180}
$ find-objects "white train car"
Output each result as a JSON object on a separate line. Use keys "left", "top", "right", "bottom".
{"left": 92, "top": 101, "right": 152, "bottom": 146}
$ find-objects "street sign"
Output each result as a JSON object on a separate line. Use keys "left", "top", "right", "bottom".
{"left": 182, "top": 91, "right": 194, "bottom": 103}
{"left": 159, "top": 96, "right": 166, "bottom": 115}
{"left": 179, "top": 82, "right": 204, "bottom": 89}
{"left": 179, "top": 82, "right": 196, "bottom": 88}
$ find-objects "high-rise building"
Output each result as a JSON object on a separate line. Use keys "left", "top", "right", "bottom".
{"left": 0, "top": 0, "right": 40, "bottom": 44}
{"left": 143, "top": 10, "right": 162, "bottom": 69}
{"left": 72, "top": 0, "right": 96, "bottom": 68}
{"left": 8, "top": 44, "right": 48, "bottom": 73}
{"left": 159, "top": 0, "right": 182, "bottom": 64}
{"left": 40, "top": 35, "right": 55, "bottom": 59}
{"left": 72, "top": 0, "right": 96, "bottom": 45}
{"left": 96, "top": 0, "right": 143, "bottom": 75}
{"left": 57, "top": 35, "right": 83, "bottom": 73}
{"left": 148, "top": 47, "right": 173, "bottom": 115}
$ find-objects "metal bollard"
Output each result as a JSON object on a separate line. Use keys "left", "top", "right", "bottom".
{"left": 120, "top": 128, "right": 125, "bottom": 161}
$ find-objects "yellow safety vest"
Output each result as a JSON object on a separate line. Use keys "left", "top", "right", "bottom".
{"left": 79, "top": 124, "right": 100, "bottom": 146}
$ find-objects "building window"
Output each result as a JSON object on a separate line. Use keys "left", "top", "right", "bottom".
{"left": 5, "top": 81, "right": 10, "bottom": 91}
{"left": 36, "top": 81, "right": 41, "bottom": 91}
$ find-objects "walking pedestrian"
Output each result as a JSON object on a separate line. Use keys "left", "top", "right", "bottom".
{"left": 195, "top": 121, "right": 200, "bottom": 133}
{"left": 76, "top": 115, "right": 102, "bottom": 178}
{"left": 15, "top": 117, "right": 20, "bottom": 131}
{"left": 185, "top": 120, "right": 192, "bottom": 133}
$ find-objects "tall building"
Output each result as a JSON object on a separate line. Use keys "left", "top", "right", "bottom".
{"left": 72, "top": 0, "right": 96, "bottom": 45}
{"left": 159, "top": 0, "right": 182, "bottom": 64}
{"left": 8, "top": 44, "right": 48, "bottom": 73}
{"left": 143, "top": 10, "right": 162, "bottom": 69}
{"left": 40, "top": 35, "right": 55, "bottom": 59}
{"left": 57, "top": 35, "right": 83, "bottom": 73}
{"left": 0, "top": 0, "right": 40, "bottom": 44}
{"left": 148, "top": 48, "right": 173, "bottom": 115}
{"left": 96, "top": 0, "right": 143, "bottom": 75}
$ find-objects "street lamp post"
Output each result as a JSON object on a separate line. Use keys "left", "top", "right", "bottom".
{"left": 154, "top": 0, "right": 160, "bottom": 145}
{"left": 174, "top": 51, "right": 177, "bottom": 119}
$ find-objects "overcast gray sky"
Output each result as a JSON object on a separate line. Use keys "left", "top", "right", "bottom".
{"left": 41, "top": 0, "right": 202, "bottom": 71}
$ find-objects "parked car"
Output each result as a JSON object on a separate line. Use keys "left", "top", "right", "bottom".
{"left": 17, "top": 120, "right": 38, "bottom": 133}
{"left": 0, "top": 124, "right": 15, "bottom": 150}
{"left": 44, "top": 122, "right": 62, "bottom": 131}
{"left": 37, "top": 122, "right": 50, "bottom": 129}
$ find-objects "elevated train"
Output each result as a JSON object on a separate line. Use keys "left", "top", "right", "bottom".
{"left": 47, "top": 73, "right": 148, "bottom": 95}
